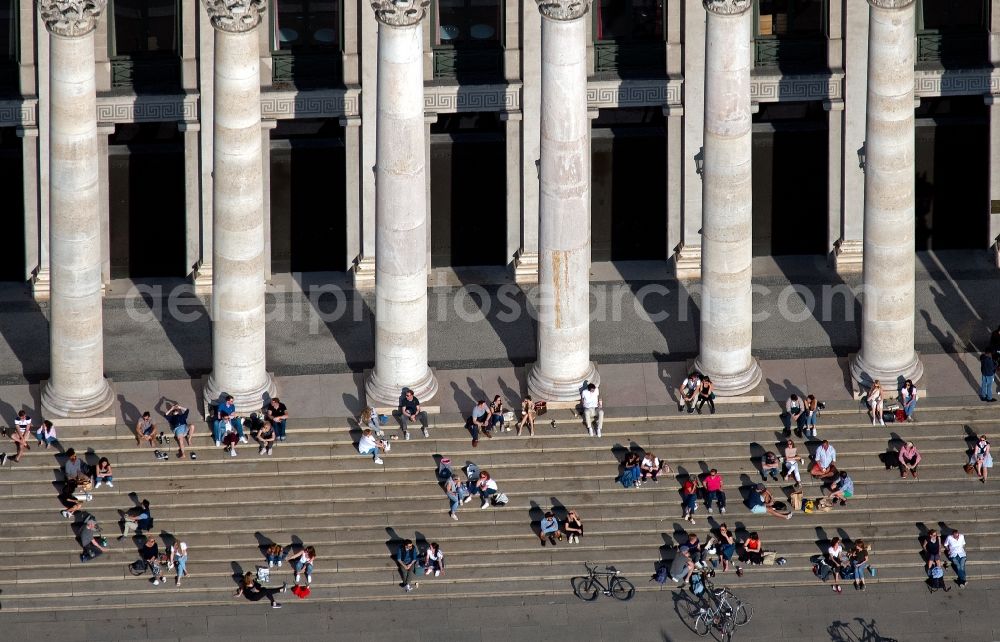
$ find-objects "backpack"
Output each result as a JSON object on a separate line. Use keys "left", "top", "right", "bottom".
{"left": 491, "top": 492, "right": 509, "bottom": 506}
{"left": 803, "top": 499, "right": 815, "bottom": 514}
{"left": 690, "top": 571, "right": 705, "bottom": 596}
{"left": 652, "top": 564, "right": 669, "bottom": 585}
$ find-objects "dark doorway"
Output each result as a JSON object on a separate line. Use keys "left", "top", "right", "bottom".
{"left": 430, "top": 112, "right": 506, "bottom": 268}
{"left": 591, "top": 107, "right": 667, "bottom": 261}
{"left": 108, "top": 123, "right": 186, "bottom": 279}
{"left": 915, "top": 96, "right": 989, "bottom": 250}
{"left": 269, "top": 119, "right": 347, "bottom": 273}
{"left": 0, "top": 127, "right": 24, "bottom": 280}
{"left": 752, "top": 101, "right": 828, "bottom": 256}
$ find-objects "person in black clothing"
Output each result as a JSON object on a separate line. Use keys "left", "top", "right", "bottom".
{"left": 235, "top": 571, "right": 286, "bottom": 608}
{"left": 980, "top": 351, "right": 997, "bottom": 402}
{"left": 397, "top": 389, "right": 429, "bottom": 439}
{"left": 265, "top": 397, "right": 290, "bottom": 441}
{"left": 165, "top": 403, "right": 192, "bottom": 458}
{"left": 990, "top": 324, "right": 1000, "bottom": 354}
{"left": 141, "top": 535, "right": 164, "bottom": 586}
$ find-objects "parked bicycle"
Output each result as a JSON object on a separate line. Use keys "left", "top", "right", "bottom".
{"left": 691, "top": 575, "right": 752, "bottom": 640}
{"left": 572, "top": 562, "right": 635, "bottom": 601}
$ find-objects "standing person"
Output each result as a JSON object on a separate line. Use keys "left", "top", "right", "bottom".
{"left": 783, "top": 394, "right": 804, "bottom": 435}
{"left": 10, "top": 410, "right": 32, "bottom": 462}
{"left": 234, "top": 571, "right": 285, "bottom": 608}
{"left": 35, "top": 420, "right": 57, "bottom": 449}
{"left": 214, "top": 395, "right": 246, "bottom": 446}
{"left": 681, "top": 476, "right": 698, "bottom": 524}
{"left": 782, "top": 439, "right": 802, "bottom": 482}
{"left": 538, "top": 511, "right": 563, "bottom": 546}
{"left": 141, "top": 536, "right": 164, "bottom": 586}
{"left": 803, "top": 395, "right": 820, "bottom": 438}
{"left": 640, "top": 451, "right": 669, "bottom": 483}
{"left": 488, "top": 395, "right": 506, "bottom": 433}
{"left": 825, "top": 537, "right": 846, "bottom": 594}
{"left": 677, "top": 373, "right": 700, "bottom": 413}
{"left": 900, "top": 380, "right": 918, "bottom": 421}
{"left": 165, "top": 403, "right": 192, "bottom": 459}
{"left": 264, "top": 397, "right": 289, "bottom": 441}
{"left": 971, "top": 434, "right": 992, "bottom": 483}
{"left": 850, "top": 540, "right": 870, "bottom": 591}
{"left": 703, "top": 469, "right": 726, "bottom": 514}
{"left": 135, "top": 411, "right": 156, "bottom": 448}
{"left": 94, "top": 457, "right": 113, "bottom": 489}
{"left": 118, "top": 499, "right": 152, "bottom": 540}
{"left": 517, "top": 395, "right": 536, "bottom": 436}
{"left": 581, "top": 383, "right": 604, "bottom": 438}
{"left": 170, "top": 541, "right": 189, "bottom": 587}
{"left": 980, "top": 351, "right": 997, "bottom": 402}
{"left": 467, "top": 399, "right": 492, "bottom": 446}
{"left": 398, "top": 389, "right": 429, "bottom": 440}
{"left": 811, "top": 440, "right": 837, "bottom": 479}
{"left": 898, "top": 441, "right": 922, "bottom": 479}
{"left": 78, "top": 517, "right": 108, "bottom": 562}
{"left": 396, "top": 539, "right": 421, "bottom": 592}
{"left": 944, "top": 529, "right": 968, "bottom": 588}
{"left": 695, "top": 377, "right": 716, "bottom": 414}
{"left": 563, "top": 510, "right": 583, "bottom": 543}
{"left": 923, "top": 529, "right": 942, "bottom": 571}
{"left": 445, "top": 474, "right": 467, "bottom": 520}
{"left": 256, "top": 419, "right": 276, "bottom": 456}
{"left": 357, "top": 428, "right": 387, "bottom": 465}
{"left": 867, "top": 381, "right": 885, "bottom": 426}
{"left": 287, "top": 545, "right": 317, "bottom": 586}
{"left": 424, "top": 542, "right": 445, "bottom": 576}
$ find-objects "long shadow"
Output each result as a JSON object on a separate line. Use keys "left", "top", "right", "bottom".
{"left": 129, "top": 284, "right": 211, "bottom": 379}
{"left": 629, "top": 279, "right": 699, "bottom": 366}
{"left": 450, "top": 273, "right": 536, "bottom": 367}
{"left": 0, "top": 292, "right": 50, "bottom": 381}
{"left": 294, "top": 272, "right": 375, "bottom": 373}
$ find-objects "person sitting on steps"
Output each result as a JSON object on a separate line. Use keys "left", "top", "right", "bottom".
{"left": 581, "top": 383, "right": 604, "bottom": 438}
{"left": 467, "top": 399, "right": 493, "bottom": 447}
{"left": 678, "top": 373, "right": 700, "bottom": 414}
{"left": 866, "top": 381, "right": 885, "bottom": 426}
{"left": 517, "top": 395, "right": 536, "bottom": 436}
{"left": 823, "top": 470, "right": 854, "bottom": 506}
{"left": 397, "top": 389, "right": 429, "bottom": 440}
{"left": 696, "top": 376, "right": 715, "bottom": 414}
{"left": 539, "top": 511, "right": 563, "bottom": 546}
{"left": 747, "top": 483, "right": 792, "bottom": 520}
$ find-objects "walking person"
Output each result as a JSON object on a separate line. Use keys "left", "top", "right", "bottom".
{"left": 563, "top": 510, "right": 583, "bottom": 543}
{"left": 539, "top": 511, "right": 563, "bottom": 546}
{"left": 681, "top": 476, "right": 698, "bottom": 524}
{"left": 825, "top": 536, "right": 847, "bottom": 594}
{"left": 94, "top": 457, "right": 113, "bottom": 489}
{"left": 980, "top": 351, "right": 997, "bottom": 402}
{"left": 695, "top": 376, "right": 715, "bottom": 414}
{"left": 703, "top": 469, "right": 726, "bottom": 514}
{"left": 398, "top": 389, "right": 429, "bottom": 439}
{"left": 10, "top": 410, "right": 31, "bottom": 462}
{"left": 169, "top": 541, "right": 189, "bottom": 587}
{"left": 517, "top": 395, "right": 536, "bottom": 436}
{"left": 235, "top": 571, "right": 285, "bottom": 608}
{"left": 944, "top": 529, "right": 968, "bottom": 588}
{"left": 424, "top": 542, "right": 445, "bottom": 576}
{"left": 867, "top": 381, "right": 885, "bottom": 426}
{"left": 850, "top": 540, "right": 870, "bottom": 591}
{"left": 287, "top": 545, "right": 317, "bottom": 586}
{"left": 581, "top": 383, "right": 604, "bottom": 437}
{"left": 265, "top": 397, "right": 290, "bottom": 441}
{"left": 898, "top": 441, "right": 922, "bottom": 479}
{"left": 678, "top": 373, "right": 700, "bottom": 413}
{"left": 971, "top": 434, "right": 992, "bottom": 483}
{"left": 396, "top": 539, "right": 421, "bottom": 592}
{"left": 900, "top": 379, "right": 918, "bottom": 421}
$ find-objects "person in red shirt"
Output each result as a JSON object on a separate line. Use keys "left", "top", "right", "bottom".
{"left": 703, "top": 469, "right": 726, "bottom": 514}
{"left": 681, "top": 477, "right": 698, "bottom": 524}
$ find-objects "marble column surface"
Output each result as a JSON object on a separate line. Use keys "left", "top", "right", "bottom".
{"left": 40, "top": 0, "right": 115, "bottom": 418}
{"left": 365, "top": 0, "right": 438, "bottom": 406}
{"left": 851, "top": 0, "right": 923, "bottom": 388}
{"left": 527, "top": 0, "right": 600, "bottom": 402}
{"left": 693, "top": 0, "right": 761, "bottom": 396}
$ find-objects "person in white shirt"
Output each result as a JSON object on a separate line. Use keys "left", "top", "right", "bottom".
{"left": 825, "top": 537, "right": 846, "bottom": 593}
{"left": 810, "top": 440, "right": 837, "bottom": 479}
{"left": 357, "top": 428, "right": 388, "bottom": 465}
{"left": 944, "top": 529, "right": 968, "bottom": 588}
{"left": 640, "top": 452, "right": 669, "bottom": 482}
{"left": 581, "top": 383, "right": 604, "bottom": 438}
{"left": 867, "top": 380, "right": 884, "bottom": 426}
{"left": 465, "top": 471, "right": 498, "bottom": 509}
{"left": 677, "top": 373, "right": 701, "bottom": 413}
{"left": 11, "top": 410, "right": 32, "bottom": 463}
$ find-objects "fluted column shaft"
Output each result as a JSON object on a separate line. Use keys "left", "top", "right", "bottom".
{"left": 851, "top": 0, "right": 923, "bottom": 388}
{"left": 202, "top": 0, "right": 276, "bottom": 411}
{"left": 41, "top": 1, "right": 114, "bottom": 418}
{"left": 694, "top": 0, "right": 761, "bottom": 396}
{"left": 527, "top": 0, "right": 599, "bottom": 402}
{"left": 365, "top": 0, "right": 438, "bottom": 405}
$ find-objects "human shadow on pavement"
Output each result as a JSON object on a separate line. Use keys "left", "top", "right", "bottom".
{"left": 828, "top": 618, "right": 898, "bottom": 642}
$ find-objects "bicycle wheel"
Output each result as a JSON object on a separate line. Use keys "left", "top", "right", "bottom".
{"left": 719, "top": 612, "right": 737, "bottom": 642}
{"left": 694, "top": 611, "right": 712, "bottom": 637}
{"left": 572, "top": 576, "right": 600, "bottom": 602}
{"left": 610, "top": 577, "right": 635, "bottom": 601}
{"left": 733, "top": 602, "right": 753, "bottom": 626}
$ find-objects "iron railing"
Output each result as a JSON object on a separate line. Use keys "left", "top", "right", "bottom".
{"left": 432, "top": 46, "right": 503, "bottom": 81}
{"left": 916, "top": 32, "right": 987, "bottom": 66}
{"left": 271, "top": 50, "right": 342, "bottom": 87}
{"left": 753, "top": 36, "right": 826, "bottom": 71}
{"left": 110, "top": 55, "right": 181, "bottom": 91}
{"left": 594, "top": 40, "right": 665, "bottom": 76}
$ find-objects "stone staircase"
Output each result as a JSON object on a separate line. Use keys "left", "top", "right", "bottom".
{"left": 1, "top": 397, "right": 997, "bottom": 612}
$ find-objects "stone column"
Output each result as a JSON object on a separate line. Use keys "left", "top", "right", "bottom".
{"left": 39, "top": 0, "right": 114, "bottom": 418}
{"left": 693, "top": 0, "right": 761, "bottom": 396}
{"left": 201, "top": 0, "right": 277, "bottom": 411}
{"left": 851, "top": 0, "right": 923, "bottom": 387}
{"left": 526, "top": 0, "right": 599, "bottom": 402}
{"left": 364, "top": 0, "right": 438, "bottom": 405}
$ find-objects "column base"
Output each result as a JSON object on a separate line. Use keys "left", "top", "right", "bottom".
{"left": 365, "top": 367, "right": 438, "bottom": 407}
{"left": 850, "top": 351, "right": 924, "bottom": 391}
{"left": 41, "top": 377, "right": 115, "bottom": 420}
{"left": 692, "top": 357, "right": 762, "bottom": 397}
{"left": 673, "top": 245, "right": 701, "bottom": 280}
{"left": 32, "top": 267, "right": 50, "bottom": 302}
{"left": 192, "top": 263, "right": 213, "bottom": 296}
{"left": 832, "top": 239, "right": 864, "bottom": 275}
{"left": 527, "top": 361, "right": 600, "bottom": 403}
{"left": 203, "top": 371, "right": 278, "bottom": 416}
{"left": 513, "top": 251, "right": 539, "bottom": 285}
{"left": 353, "top": 256, "right": 376, "bottom": 290}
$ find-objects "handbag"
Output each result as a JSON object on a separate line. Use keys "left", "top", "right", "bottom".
{"left": 761, "top": 551, "right": 777, "bottom": 566}
{"left": 964, "top": 463, "right": 976, "bottom": 475}
{"left": 533, "top": 401, "right": 547, "bottom": 416}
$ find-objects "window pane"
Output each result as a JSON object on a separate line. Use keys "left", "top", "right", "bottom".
{"left": 0, "top": 0, "right": 12, "bottom": 61}
{"left": 114, "top": 0, "right": 176, "bottom": 54}
{"left": 758, "top": 0, "right": 823, "bottom": 36}
{"left": 435, "top": 0, "right": 500, "bottom": 45}
{"left": 596, "top": 0, "right": 662, "bottom": 41}
{"left": 922, "top": 0, "right": 985, "bottom": 31}
{"left": 275, "top": 0, "right": 341, "bottom": 50}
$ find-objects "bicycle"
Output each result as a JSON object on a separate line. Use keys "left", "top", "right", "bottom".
{"left": 690, "top": 577, "right": 752, "bottom": 640}
{"left": 571, "top": 562, "right": 635, "bottom": 602}
{"left": 705, "top": 581, "right": 752, "bottom": 628}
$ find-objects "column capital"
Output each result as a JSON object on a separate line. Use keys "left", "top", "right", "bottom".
{"left": 536, "top": 0, "right": 593, "bottom": 22}
{"left": 370, "top": 0, "right": 430, "bottom": 27}
{"left": 702, "top": 0, "right": 751, "bottom": 16}
{"left": 201, "top": 0, "right": 266, "bottom": 33}
{"left": 39, "top": 0, "right": 106, "bottom": 38}
{"left": 866, "top": 0, "right": 915, "bottom": 9}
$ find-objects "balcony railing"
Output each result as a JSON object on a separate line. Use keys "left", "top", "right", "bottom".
{"left": 110, "top": 55, "right": 181, "bottom": 92}
{"left": 916, "top": 32, "right": 987, "bottom": 67}
{"left": 594, "top": 40, "right": 665, "bottom": 77}
{"left": 754, "top": 36, "right": 826, "bottom": 71}
{"left": 432, "top": 45, "right": 503, "bottom": 81}
{"left": 271, "top": 50, "right": 343, "bottom": 88}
